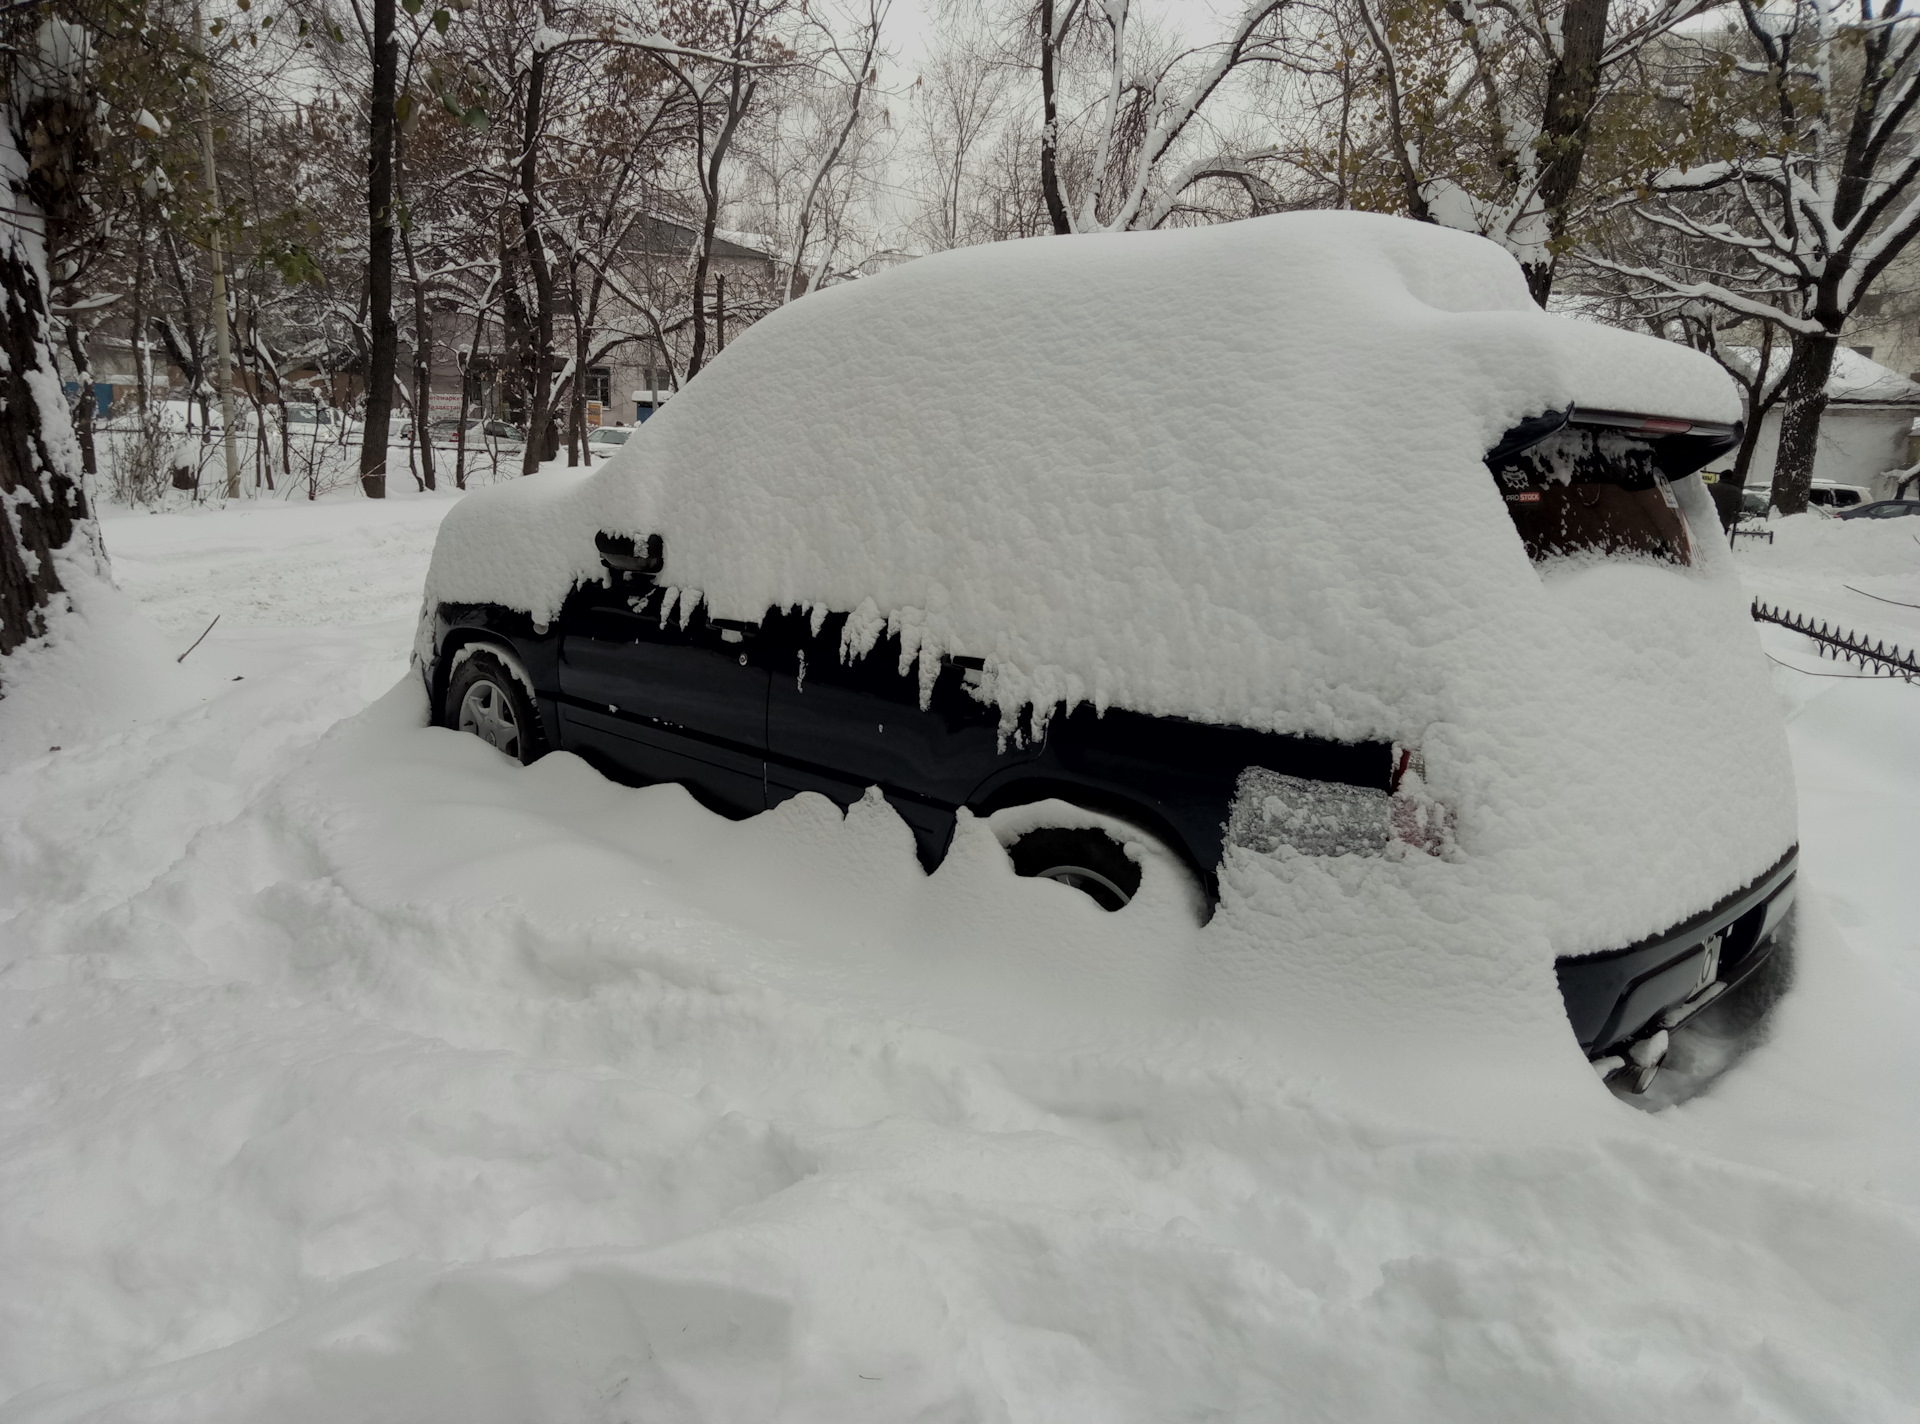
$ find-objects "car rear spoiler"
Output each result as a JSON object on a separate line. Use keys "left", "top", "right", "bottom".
{"left": 1487, "top": 405, "right": 1743, "bottom": 481}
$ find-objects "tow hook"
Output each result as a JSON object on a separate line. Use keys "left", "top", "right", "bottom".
{"left": 1591, "top": 1028, "right": 1672, "bottom": 1094}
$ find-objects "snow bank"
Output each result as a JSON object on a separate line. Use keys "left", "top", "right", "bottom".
{"left": 0, "top": 561, "right": 198, "bottom": 774}
{"left": 427, "top": 212, "right": 1789, "bottom": 968}
{"left": 3, "top": 673, "right": 1913, "bottom": 1424}
{"left": 1740, "top": 508, "right": 1920, "bottom": 583}
{"left": 2, "top": 497, "right": 1914, "bottom": 1423}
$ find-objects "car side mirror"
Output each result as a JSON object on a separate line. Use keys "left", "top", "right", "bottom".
{"left": 596, "top": 531, "right": 663, "bottom": 577}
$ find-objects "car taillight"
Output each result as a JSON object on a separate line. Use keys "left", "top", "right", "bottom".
{"left": 1389, "top": 746, "right": 1453, "bottom": 857}
{"left": 1638, "top": 417, "right": 1693, "bottom": 435}
{"left": 1225, "top": 749, "right": 1454, "bottom": 861}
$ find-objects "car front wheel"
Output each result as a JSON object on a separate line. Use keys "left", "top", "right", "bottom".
{"left": 445, "top": 648, "right": 544, "bottom": 764}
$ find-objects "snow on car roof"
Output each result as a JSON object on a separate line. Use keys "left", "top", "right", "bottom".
{"left": 426, "top": 212, "right": 1791, "bottom": 958}
{"left": 429, "top": 209, "right": 1738, "bottom": 737}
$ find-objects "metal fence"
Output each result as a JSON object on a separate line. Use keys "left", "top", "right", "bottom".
{"left": 1751, "top": 599, "right": 1920, "bottom": 681}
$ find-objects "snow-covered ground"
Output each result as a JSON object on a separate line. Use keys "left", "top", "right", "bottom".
{"left": 1, "top": 489, "right": 1917, "bottom": 1422}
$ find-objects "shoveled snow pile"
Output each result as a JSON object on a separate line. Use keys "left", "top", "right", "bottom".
{"left": 1, "top": 494, "right": 1916, "bottom": 1421}
{"left": 426, "top": 211, "right": 1790, "bottom": 982}
{"left": 1739, "top": 507, "right": 1920, "bottom": 614}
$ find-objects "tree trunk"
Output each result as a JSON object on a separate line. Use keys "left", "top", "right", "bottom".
{"left": 1729, "top": 407, "right": 1766, "bottom": 489}
{"left": 564, "top": 262, "right": 584, "bottom": 468}
{"left": 1, "top": 122, "right": 93, "bottom": 676}
{"left": 517, "top": 34, "right": 557, "bottom": 477}
{"left": 498, "top": 226, "right": 533, "bottom": 432}
{"left": 687, "top": 67, "right": 754, "bottom": 380}
{"left": 401, "top": 215, "right": 436, "bottom": 490}
{"left": 1524, "top": 0, "right": 1609, "bottom": 305}
{"left": 158, "top": 234, "right": 209, "bottom": 428}
{"left": 131, "top": 191, "right": 150, "bottom": 413}
{"left": 195, "top": 78, "right": 241, "bottom": 500}
{"left": 262, "top": 341, "right": 292, "bottom": 488}
{"left": 455, "top": 295, "right": 491, "bottom": 490}
{"left": 242, "top": 323, "right": 272, "bottom": 490}
{"left": 1727, "top": 327, "right": 1777, "bottom": 490}
{"left": 62, "top": 319, "right": 97, "bottom": 477}
{"left": 360, "top": 0, "right": 399, "bottom": 498}
{"left": 1770, "top": 332, "right": 1836, "bottom": 516}
{"left": 1039, "top": 0, "right": 1072, "bottom": 235}
{"left": 454, "top": 363, "right": 473, "bottom": 489}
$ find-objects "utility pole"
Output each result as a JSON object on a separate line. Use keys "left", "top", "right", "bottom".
{"left": 193, "top": 0, "right": 241, "bottom": 499}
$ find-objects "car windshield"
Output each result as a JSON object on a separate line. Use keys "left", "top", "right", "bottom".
{"left": 592, "top": 429, "right": 629, "bottom": 445}
{"left": 1488, "top": 426, "right": 1694, "bottom": 566}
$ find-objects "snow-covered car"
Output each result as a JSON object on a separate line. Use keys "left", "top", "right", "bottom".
{"left": 429, "top": 417, "right": 525, "bottom": 453}
{"left": 417, "top": 212, "right": 1799, "bottom": 1093}
{"left": 588, "top": 426, "right": 632, "bottom": 453}
{"left": 281, "top": 403, "right": 337, "bottom": 429}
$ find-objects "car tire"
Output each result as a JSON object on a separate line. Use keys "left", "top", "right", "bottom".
{"left": 1005, "top": 825, "right": 1143, "bottom": 911}
{"left": 445, "top": 648, "right": 545, "bottom": 764}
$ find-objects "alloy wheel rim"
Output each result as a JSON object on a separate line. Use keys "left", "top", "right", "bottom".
{"left": 457, "top": 679, "right": 520, "bottom": 757}
{"left": 1035, "top": 864, "right": 1132, "bottom": 908}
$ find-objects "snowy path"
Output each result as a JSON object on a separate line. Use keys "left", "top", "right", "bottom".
{"left": 1, "top": 494, "right": 1917, "bottom": 1422}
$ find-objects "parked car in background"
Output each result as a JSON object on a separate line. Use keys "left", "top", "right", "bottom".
{"left": 1835, "top": 498, "right": 1920, "bottom": 520}
{"left": 1808, "top": 480, "right": 1869, "bottom": 510}
{"left": 429, "top": 418, "right": 525, "bottom": 454}
{"left": 588, "top": 427, "right": 632, "bottom": 455}
{"left": 418, "top": 211, "right": 1797, "bottom": 1096}
{"left": 1741, "top": 481, "right": 1881, "bottom": 515}
{"left": 428, "top": 418, "right": 480, "bottom": 447}
{"left": 283, "top": 403, "right": 338, "bottom": 429}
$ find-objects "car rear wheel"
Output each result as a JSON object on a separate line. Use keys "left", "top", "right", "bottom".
{"left": 446, "top": 648, "right": 544, "bottom": 764}
{"left": 1004, "top": 826, "right": 1143, "bottom": 911}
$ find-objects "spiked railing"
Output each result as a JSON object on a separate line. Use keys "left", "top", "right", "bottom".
{"left": 1751, "top": 600, "right": 1920, "bottom": 681}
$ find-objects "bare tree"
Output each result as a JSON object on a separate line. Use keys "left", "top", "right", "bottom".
{"left": 1587, "top": 1, "right": 1920, "bottom": 512}
{"left": 1318, "top": 0, "right": 1725, "bottom": 302}
{"left": 1035, "top": 0, "right": 1295, "bottom": 232}
{"left": 774, "top": 0, "right": 890, "bottom": 299}
{"left": 909, "top": 2, "right": 1015, "bottom": 249}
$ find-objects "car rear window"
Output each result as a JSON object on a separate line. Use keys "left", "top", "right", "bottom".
{"left": 1488, "top": 426, "right": 1693, "bottom": 566}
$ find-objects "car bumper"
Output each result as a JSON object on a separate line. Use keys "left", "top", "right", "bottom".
{"left": 1555, "top": 846, "right": 1797, "bottom": 1057}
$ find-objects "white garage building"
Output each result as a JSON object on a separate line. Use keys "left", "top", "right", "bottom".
{"left": 1739, "top": 348, "right": 1920, "bottom": 499}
